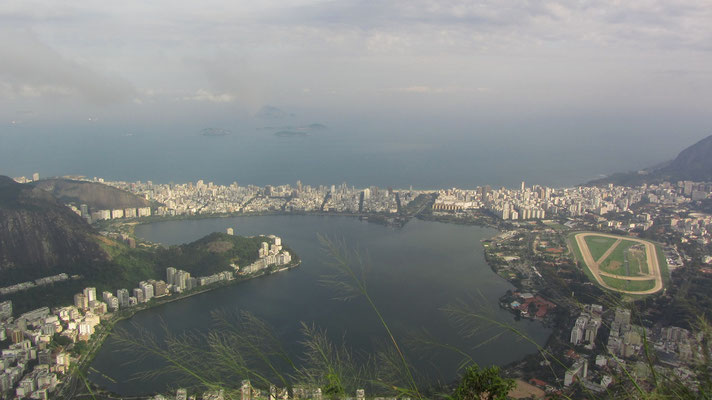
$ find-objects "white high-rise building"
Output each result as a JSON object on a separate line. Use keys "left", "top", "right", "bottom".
{"left": 140, "top": 281, "right": 154, "bottom": 302}
{"left": 167, "top": 267, "right": 177, "bottom": 285}
{"left": 83, "top": 287, "right": 96, "bottom": 303}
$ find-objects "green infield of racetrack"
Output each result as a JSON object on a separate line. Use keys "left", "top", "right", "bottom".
{"left": 599, "top": 239, "right": 648, "bottom": 277}
{"left": 569, "top": 232, "right": 669, "bottom": 295}
{"left": 583, "top": 235, "right": 618, "bottom": 261}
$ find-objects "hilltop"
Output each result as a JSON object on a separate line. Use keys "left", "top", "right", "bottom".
{"left": 31, "top": 178, "right": 151, "bottom": 210}
{"left": 157, "top": 232, "right": 276, "bottom": 277}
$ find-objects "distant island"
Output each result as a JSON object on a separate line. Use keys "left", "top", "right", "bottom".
{"left": 260, "top": 123, "right": 327, "bottom": 137}
{"left": 200, "top": 128, "right": 231, "bottom": 137}
{"left": 275, "top": 130, "right": 308, "bottom": 137}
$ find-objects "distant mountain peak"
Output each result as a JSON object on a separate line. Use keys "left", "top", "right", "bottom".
{"left": 663, "top": 134, "right": 712, "bottom": 181}
{"left": 587, "top": 134, "right": 712, "bottom": 186}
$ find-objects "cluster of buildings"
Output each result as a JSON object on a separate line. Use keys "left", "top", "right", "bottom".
{"left": 150, "top": 380, "right": 377, "bottom": 400}
{"left": 507, "top": 292, "right": 556, "bottom": 320}
{"left": 569, "top": 304, "right": 603, "bottom": 349}
{"left": 65, "top": 203, "right": 152, "bottom": 224}
{"left": 11, "top": 173, "right": 40, "bottom": 184}
{"left": 12, "top": 175, "right": 712, "bottom": 227}
{"left": 79, "top": 177, "right": 418, "bottom": 216}
{"left": 564, "top": 305, "right": 707, "bottom": 393}
{"left": 670, "top": 213, "right": 712, "bottom": 245}
{"left": 241, "top": 236, "right": 293, "bottom": 274}
{"left": 433, "top": 180, "right": 712, "bottom": 223}
{"left": 0, "top": 300, "right": 90, "bottom": 398}
{"left": 0, "top": 273, "right": 70, "bottom": 296}
{"left": 0, "top": 232, "right": 296, "bottom": 398}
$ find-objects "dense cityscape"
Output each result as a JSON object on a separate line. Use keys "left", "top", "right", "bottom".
{"left": 2, "top": 172, "right": 712, "bottom": 398}
{"left": 0, "top": 229, "right": 296, "bottom": 399}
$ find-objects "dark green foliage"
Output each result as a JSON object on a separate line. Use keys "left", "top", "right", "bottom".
{"left": 52, "top": 333, "right": 73, "bottom": 347}
{"left": 158, "top": 232, "right": 265, "bottom": 276}
{"left": 451, "top": 364, "right": 515, "bottom": 400}
{"left": 1, "top": 230, "right": 277, "bottom": 313}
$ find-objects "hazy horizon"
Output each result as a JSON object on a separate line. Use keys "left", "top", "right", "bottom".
{"left": 1, "top": 1, "right": 711, "bottom": 187}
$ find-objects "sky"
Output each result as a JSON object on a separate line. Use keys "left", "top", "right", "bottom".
{"left": 1, "top": 1, "right": 711, "bottom": 184}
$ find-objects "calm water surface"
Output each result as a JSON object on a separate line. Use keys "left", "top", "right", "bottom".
{"left": 89, "top": 215, "right": 550, "bottom": 395}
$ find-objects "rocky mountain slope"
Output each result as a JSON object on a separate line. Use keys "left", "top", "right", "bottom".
{"left": 0, "top": 176, "right": 108, "bottom": 282}
{"left": 588, "top": 134, "right": 712, "bottom": 186}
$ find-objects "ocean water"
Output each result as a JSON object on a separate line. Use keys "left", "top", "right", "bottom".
{"left": 0, "top": 112, "right": 695, "bottom": 189}
{"left": 89, "top": 215, "right": 551, "bottom": 396}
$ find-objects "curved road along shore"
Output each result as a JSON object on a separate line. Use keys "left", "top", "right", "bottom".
{"left": 574, "top": 232, "right": 663, "bottom": 295}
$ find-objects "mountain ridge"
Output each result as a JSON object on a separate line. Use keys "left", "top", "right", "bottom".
{"left": 31, "top": 178, "right": 151, "bottom": 210}
{"left": 587, "top": 134, "right": 712, "bottom": 186}
{"left": 0, "top": 176, "right": 109, "bottom": 282}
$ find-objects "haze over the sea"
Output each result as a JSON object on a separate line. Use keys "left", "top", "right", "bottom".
{"left": 1, "top": 1, "right": 711, "bottom": 187}
{"left": 1, "top": 111, "right": 707, "bottom": 189}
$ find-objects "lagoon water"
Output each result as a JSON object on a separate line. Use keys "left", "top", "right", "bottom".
{"left": 89, "top": 215, "right": 551, "bottom": 396}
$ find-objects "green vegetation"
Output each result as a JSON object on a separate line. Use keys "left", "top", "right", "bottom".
{"left": 599, "top": 240, "right": 648, "bottom": 277}
{"left": 451, "top": 365, "right": 515, "bottom": 400}
{"left": 400, "top": 193, "right": 436, "bottom": 217}
{"left": 159, "top": 232, "right": 266, "bottom": 277}
{"left": 568, "top": 233, "right": 584, "bottom": 263}
{"left": 656, "top": 244, "right": 670, "bottom": 286}
{"left": 601, "top": 275, "right": 656, "bottom": 292}
{"left": 583, "top": 235, "right": 618, "bottom": 261}
{"left": 1, "top": 232, "right": 279, "bottom": 314}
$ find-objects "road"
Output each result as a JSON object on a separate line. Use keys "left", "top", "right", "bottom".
{"left": 574, "top": 232, "right": 663, "bottom": 295}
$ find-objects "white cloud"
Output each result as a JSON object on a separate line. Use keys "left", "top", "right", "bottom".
{"left": 387, "top": 86, "right": 492, "bottom": 94}
{"left": 0, "top": 29, "right": 135, "bottom": 105}
{"left": 181, "top": 89, "right": 236, "bottom": 103}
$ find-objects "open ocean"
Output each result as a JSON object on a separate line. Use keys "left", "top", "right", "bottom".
{"left": 0, "top": 113, "right": 690, "bottom": 189}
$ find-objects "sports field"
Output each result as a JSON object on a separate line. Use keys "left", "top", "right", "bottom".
{"left": 571, "top": 232, "right": 664, "bottom": 295}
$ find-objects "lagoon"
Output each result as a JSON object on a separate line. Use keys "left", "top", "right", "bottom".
{"left": 89, "top": 215, "right": 550, "bottom": 396}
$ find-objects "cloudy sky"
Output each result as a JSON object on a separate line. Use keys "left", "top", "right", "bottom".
{"left": 0, "top": 0, "right": 711, "bottom": 139}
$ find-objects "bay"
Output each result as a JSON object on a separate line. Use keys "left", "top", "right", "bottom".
{"left": 89, "top": 215, "right": 551, "bottom": 396}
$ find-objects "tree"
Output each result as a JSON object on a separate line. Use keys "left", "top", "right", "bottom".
{"left": 452, "top": 364, "right": 515, "bottom": 400}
